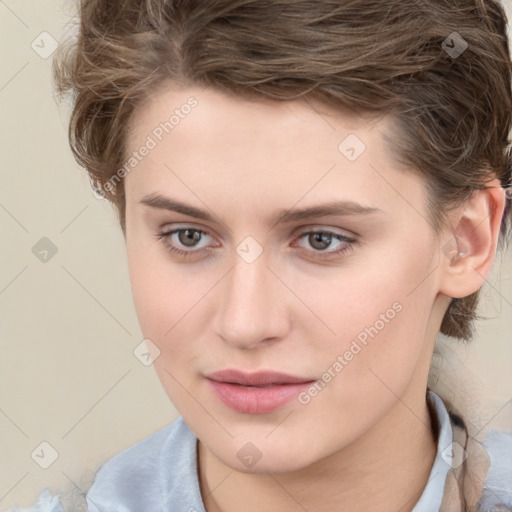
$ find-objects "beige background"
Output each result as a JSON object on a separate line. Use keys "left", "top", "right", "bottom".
{"left": 1, "top": 1, "right": 511, "bottom": 509}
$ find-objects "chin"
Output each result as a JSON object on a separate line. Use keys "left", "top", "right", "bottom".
{"left": 205, "top": 433, "right": 324, "bottom": 475}
{"left": 224, "top": 452, "right": 313, "bottom": 475}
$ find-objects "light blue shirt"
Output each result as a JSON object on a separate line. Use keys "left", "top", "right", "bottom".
{"left": 10, "top": 391, "right": 512, "bottom": 511}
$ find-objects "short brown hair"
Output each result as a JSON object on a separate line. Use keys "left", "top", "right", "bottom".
{"left": 52, "top": 0, "right": 512, "bottom": 340}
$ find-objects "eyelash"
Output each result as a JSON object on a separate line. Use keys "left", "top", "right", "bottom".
{"left": 154, "top": 226, "right": 357, "bottom": 261}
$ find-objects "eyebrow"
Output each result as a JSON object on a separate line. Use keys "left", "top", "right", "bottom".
{"left": 139, "top": 193, "right": 383, "bottom": 225}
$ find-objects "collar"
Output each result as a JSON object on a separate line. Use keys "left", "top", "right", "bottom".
{"left": 411, "top": 389, "right": 454, "bottom": 511}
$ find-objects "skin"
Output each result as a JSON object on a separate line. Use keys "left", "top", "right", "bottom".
{"left": 122, "top": 84, "right": 505, "bottom": 512}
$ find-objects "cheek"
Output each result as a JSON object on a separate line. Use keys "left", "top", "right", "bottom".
{"left": 127, "top": 235, "right": 183, "bottom": 339}
{"left": 127, "top": 246, "right": 204, "bottom": 409}
{"left": 126, "top": 237, "right": 214, "bottom": 368}
{"left": 300, "top": 245, "right": 433, "bottom": 341}
{"left": 299, "top": 239, "right": 437, "bottom": 392}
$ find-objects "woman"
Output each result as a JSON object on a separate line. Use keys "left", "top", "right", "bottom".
{"left": 13, "top": 0, "right": 512, "bottom": 510}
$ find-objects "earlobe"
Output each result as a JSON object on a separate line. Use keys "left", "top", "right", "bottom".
{"left": 438, "top": 178, "right": 506, "bottom": 299}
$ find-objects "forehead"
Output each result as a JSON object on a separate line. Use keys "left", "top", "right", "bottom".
{"left": 124, "top": 84, "right": 427, "bottom": 226}
{"left": 128, "top": 84, "right": 379, "bottom": 152}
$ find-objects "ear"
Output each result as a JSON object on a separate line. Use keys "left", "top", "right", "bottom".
{"left": 438, "top": 178, "right": 507, "bottom": 299}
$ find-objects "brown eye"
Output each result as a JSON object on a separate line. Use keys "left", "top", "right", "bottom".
{"left": 155, "top": 227, "right": 212, "bottom": 257}
{"left": 293, "top": 230, "right": 356, "bottom": 261}
{"left": 308, "top": 232, "right": 334, "bottom": 251}
{"left": 177, "top": 228, "right": 203, "bottom": 247}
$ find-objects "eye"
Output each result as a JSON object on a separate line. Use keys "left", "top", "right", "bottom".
{"left": 292, "top": 229, "right": 356, "bottom": 260}
{"left": 155, "top": 227, "right": 213, "bottom": 257}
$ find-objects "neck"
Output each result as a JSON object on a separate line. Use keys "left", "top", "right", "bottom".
{"left": 198, "top": 386, "right": 437, "bottom": 512}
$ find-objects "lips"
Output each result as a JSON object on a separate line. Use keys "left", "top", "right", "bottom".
{"left": 205, "top": 369, "right": 315, "bottom": 414}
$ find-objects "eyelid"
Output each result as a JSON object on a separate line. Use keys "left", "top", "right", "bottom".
{"left": 292, "top": 224, "right": 358, "bottom": 239}
{"left": 160, "top": 222, "right": 217, "bottom": 235}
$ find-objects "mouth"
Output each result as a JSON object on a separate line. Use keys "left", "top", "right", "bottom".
{"left": 205, "top": 369, "right": 316, "bottom": 414}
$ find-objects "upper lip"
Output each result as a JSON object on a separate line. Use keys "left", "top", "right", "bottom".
{"left": 206, "top": 369, "right": 315, "bottom": 386}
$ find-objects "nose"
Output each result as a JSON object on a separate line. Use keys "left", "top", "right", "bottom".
{"left": 213, "top": 250, "right": 291, "bottom": 350}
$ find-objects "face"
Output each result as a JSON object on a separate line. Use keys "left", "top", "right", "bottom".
{"left": 124, "top": 84, "right": 445, "bottom": 474}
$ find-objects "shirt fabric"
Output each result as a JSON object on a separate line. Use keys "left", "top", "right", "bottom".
{"left": 10, "top": 390, "right": 512, "bottom": 512}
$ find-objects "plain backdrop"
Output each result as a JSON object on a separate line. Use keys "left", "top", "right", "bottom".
{"left": 1, "top": 0, "right": 511, "bottom": 509}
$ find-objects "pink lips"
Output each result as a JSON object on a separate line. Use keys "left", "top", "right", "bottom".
{"left": 206, "top": 369, "right": 315, "bottom": 414}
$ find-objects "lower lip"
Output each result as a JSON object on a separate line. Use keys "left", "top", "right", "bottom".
{"left": 207, "top": 379, "right": 314, "bottom": 414}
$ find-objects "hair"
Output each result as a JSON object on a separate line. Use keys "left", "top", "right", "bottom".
{"left": 52, "top": 0, "right": 512, "bottom": 341}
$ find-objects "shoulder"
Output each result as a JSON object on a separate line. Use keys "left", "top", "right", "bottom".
{"left": 91, "top": 416, "right": 187, "bottom": 478}
{"left": 85, "top": 416, "right": 197, "bottom": 511}
{"left": 478, "top": 429, "right": 512, "bottom": 511}
{"left": 6, "top": 489, "right": 65, "bottom": 512}
{"left": 6, "top": 417, "right": 195, "bottom": 512}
